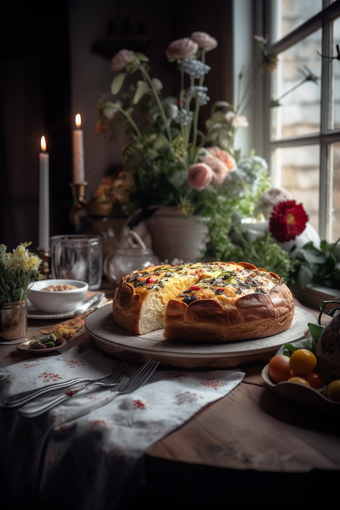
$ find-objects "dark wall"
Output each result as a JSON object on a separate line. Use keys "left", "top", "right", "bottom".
{"left": 0, "top": 1, "right": 72, "bottom": 251}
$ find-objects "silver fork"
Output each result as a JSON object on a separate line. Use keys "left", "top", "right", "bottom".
{"left": 17, "top": 360, "right": 134, "bottom": 417}
{"left": 2, "top": 358, "right": 134, "bottom": 409}
{"left": 19, "top": 359, "right": 159, "bottom": 420}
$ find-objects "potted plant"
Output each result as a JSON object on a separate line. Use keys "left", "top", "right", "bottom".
{"left": 0, "top": 243, "right": 44, "bottom": 340}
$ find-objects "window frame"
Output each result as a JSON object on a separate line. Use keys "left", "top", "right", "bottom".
{"left": 262, "top": 0, "right": 340, "bottom": 240}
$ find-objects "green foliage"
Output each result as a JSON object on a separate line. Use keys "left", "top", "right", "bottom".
{"left": 290, "top": 239, "right": 340, "bottom": 288}
{"left": 205, "top": 230, "right": 294, "bottom": 282}
{"left": 308, "top": 323, "right": 324, "bottom": 343}
{"left": 275, "top": 323, "right": 333, "bottom": 377}
{"left": 133, "top": 81, "right": 151, "bottom": 104}
{"left": 111, "top": 73, "right": 126, "bottom": 95}
{"left": 277, "top": 323, "right": 323, "bottom": 357}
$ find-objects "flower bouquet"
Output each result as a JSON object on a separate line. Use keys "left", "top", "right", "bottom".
{"left": 95, "top": 31, "right": 296, "bottom": 278}
{"left": 0, "top": 243, "right": 44, "bottom": 340}
{"left": 0, "top": 243, "right": 43, "bottom": 303}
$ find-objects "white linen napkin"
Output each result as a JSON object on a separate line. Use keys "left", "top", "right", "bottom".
{"left": 0, "top": 336, "right": 244, "bottom": 510}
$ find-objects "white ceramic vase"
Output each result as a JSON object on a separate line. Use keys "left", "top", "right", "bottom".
{"left": 145, "top": 206, "right": 208, "bottom": 263}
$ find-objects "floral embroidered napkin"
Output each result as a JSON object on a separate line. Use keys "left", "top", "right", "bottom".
{"left": 0, "top": 336, "right": 244, "bottom": 510}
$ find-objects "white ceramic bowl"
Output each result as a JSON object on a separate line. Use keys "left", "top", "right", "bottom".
{"left": 28, "top": 279, "right": 88, "bottom": 314}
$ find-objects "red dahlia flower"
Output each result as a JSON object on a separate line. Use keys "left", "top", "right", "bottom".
{"left": 269, "top": 200, "right": 308, "bottom": 242}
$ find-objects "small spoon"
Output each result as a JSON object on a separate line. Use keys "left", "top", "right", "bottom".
{"left": 72, "top": 292, "right": 105, "bottom": 315}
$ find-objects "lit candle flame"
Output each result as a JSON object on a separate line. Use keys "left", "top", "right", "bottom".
{"left": 41, "top": 136, "right": 47, "bottom": 152}
{"left": 75, "top": 114, "right": 82, "bottom": 128}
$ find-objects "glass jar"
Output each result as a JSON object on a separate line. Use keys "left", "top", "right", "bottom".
{"left": 105, "top": 231, "right": 160, "bottom": 287}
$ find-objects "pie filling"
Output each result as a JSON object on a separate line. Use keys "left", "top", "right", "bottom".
{"left": 125, "top": 263, "right": 280, "bottom": 306}
{"left": 113, "top": 262, "right": 293, "bottom": 338}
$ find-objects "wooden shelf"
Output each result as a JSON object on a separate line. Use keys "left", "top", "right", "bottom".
{"left": 289, "top": 283, "right": 340, "bottom": 310}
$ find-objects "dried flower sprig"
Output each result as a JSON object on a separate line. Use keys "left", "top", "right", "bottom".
{"left": 270, "top": 65, "right": 319, "bottom": 108}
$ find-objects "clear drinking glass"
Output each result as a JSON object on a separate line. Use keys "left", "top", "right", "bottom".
{"left": 50, "top": 235, "right": 102, "bottom": 290}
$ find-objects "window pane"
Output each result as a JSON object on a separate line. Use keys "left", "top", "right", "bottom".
{"left": 332, "top": 16, "right": 340, "bottom": 130}
{"left": 272, "top": 0, "right": 322, "bottom": 42}
{"left": 271, "top": 30, "right": 322, "bottom": 140}
{"left": 330, "top": 143, "right": 340, "bottom": 242}
{"left": 272, "top": 145, "right": 319, "bottom": 232}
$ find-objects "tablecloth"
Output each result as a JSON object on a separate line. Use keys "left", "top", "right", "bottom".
{"left": 0, "top": 334, "right": 244, "bottom": 510}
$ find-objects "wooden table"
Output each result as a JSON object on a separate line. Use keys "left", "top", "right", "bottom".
{"left": 1, "top": 295, "right": 339, "bottom": 510}
{"left": 139, "top": 302, "right": 340, "bottom": 509}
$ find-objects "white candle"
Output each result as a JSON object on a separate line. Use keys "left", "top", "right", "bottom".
{"left": 73, "top": 113, "right": 85, "bottom": 183}
{"left": 39, "top": 136, "right": 50, "bottom": 250}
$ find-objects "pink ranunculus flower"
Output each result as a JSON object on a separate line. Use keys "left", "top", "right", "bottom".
{"left": 202, "top": 155, "right": 229, "bottom": 186}
{"left": 110, "top": 49, "right": 135, "bottom": 72}
{"left": 191, "top": 32, "right": 218, "bottom": 51}
{"left": 165, "top": 38, "right": 198, "bottom": 62}
{"left": 187, "top": 163, "right": 213, "bottom": 190}
{"left": 206, "top": 147, "right": 236, "bottom": 171}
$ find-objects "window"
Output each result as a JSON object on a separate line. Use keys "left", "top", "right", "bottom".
{"left": 263, "top": 0, "right": 340, "bottom": 241}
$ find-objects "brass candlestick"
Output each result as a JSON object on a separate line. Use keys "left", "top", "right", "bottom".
{"left": 38, "top": 248, "right": 51, "bottom": 278}
{"left": 70, "top": 182, "right": 88, "bottom": 225}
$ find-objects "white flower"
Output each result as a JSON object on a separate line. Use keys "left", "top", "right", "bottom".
{"left": 152, "top": 78, "right": 163, "bottom": 91}
{"left": 103, "top": 101, "right": 122, "bottom": 120}
{"left": 167, "top": 104, "right": 178, "bottom": 119}
{"left": 231, "top": 115, "right": 249, "bottom": 128}
{"left": 226, "top": 111, "right": 236, "bottom": 122}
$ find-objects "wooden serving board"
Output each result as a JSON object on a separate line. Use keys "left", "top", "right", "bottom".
{"left": 85, "top": 305, "right": 315, "bottom": 369}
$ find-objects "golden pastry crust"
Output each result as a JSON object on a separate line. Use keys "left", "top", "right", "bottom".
{"left": 112, "top": 280, "right": 144, "bottom": 334}
{"left": 112, "top": 264, "right": 201, "bottom": 334}
{"left": 164, "top": 280, "right": 294, "bottom": 342}
{"left": 112, "top": 262, "right": 295, "bottom": 341}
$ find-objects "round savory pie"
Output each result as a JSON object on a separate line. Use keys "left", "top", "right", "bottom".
{"left": 112, "top": 262, "right": 295, "bottom": 342}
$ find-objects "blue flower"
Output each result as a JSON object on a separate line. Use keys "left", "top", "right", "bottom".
{"left": 181, "top": 59, "right": 211, "bottom": 79}
{"left": 176, "top": 108, "right": 193, "bottom": 126}
{"left": 186, "top": 86, "right": 210, "bottom": 105}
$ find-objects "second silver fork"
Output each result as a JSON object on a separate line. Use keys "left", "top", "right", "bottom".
{"left": 4, "top": 358, "right": 134, "bottom": 409}
{"left": 19, "top": 359, "right": 159, "bottom": 420}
